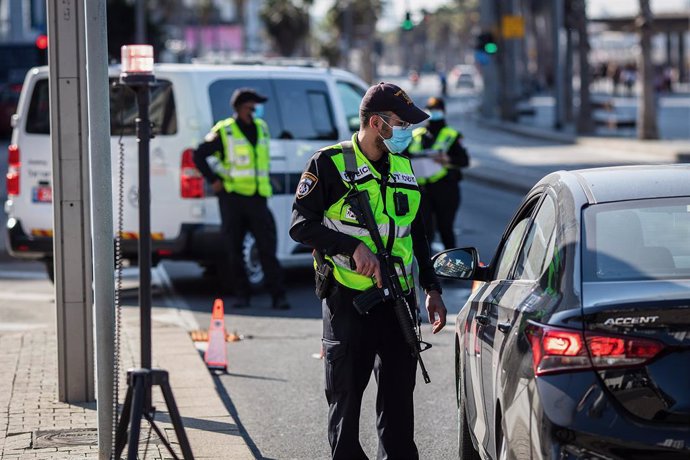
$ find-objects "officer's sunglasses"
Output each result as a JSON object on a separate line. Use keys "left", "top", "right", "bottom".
{"left": 375, "top": 113, "right": 411, "bottom": 130}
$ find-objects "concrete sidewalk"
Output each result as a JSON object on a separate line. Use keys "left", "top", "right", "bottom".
{"left": 459, "top": 115, "right": 690, "bottom": 195}
{"left": 0, "top": 273, "right": 254, "bottom": 459}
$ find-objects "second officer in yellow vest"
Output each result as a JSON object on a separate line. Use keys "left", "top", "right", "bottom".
{"left": 406, "top": 97, "right": 469, "bottom": 249}
{"left": 194, "top": 88, "right": 289, "bottom": 310}
{"left": 290, "top": 82, "right": 447, "bottom": 459}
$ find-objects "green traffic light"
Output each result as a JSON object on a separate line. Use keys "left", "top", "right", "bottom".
{"left": 402, "top": 19, "right": 414, "bottom": 31}
{"left": 484, "top": 43, "right": 498, "bottom": 54}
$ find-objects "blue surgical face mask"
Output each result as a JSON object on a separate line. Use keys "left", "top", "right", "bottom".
{"left": 379, "top": 118, "right": 413, "bottom": 153}
{"left": 428, "top": 109, "right": 444, "bottom": 121}
{"left": 253, "top": 104, "right": 265, "bottom": 119}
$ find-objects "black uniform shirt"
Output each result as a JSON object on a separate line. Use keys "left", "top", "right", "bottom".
{"left": 289, "top": 138, "right": 442, "bottom": 293}
{"left": 193, "top": 117, "right": 259, "bottom": 184}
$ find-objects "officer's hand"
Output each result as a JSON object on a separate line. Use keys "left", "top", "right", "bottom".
{"left": 432, "top": 153, "right": 449, "bottom": 165}
{"left": 425, "top": 290, "right": 447, "bottom": 334}
{"left": 352, "top": 243, "right": 382, "bottom": 288}
{"left": 211, "top": 179, "right": 224, "bottom": 193}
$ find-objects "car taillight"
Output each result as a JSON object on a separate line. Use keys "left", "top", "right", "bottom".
{"left": 526, "top": 322, "right": 664, "bottom": 376}
{"left": 180, "top": 148, "right": 203, "bottom": 199}
{"left": 7, "top": 144, "right": 20, "bottom": 196}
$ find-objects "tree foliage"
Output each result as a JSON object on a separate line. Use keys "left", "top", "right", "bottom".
{"left": 260, "top": 0, "right": 313, "bottom": 56}
{"left": 317, "top": 0, "right": 384, "bottom": 65}
{"left": 106, "top": 0, "right": 165, "bottom": 62}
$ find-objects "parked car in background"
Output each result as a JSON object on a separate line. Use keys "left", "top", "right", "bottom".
{"left": 434, "top": 165, "right": 690, "bottom": 460}
{"left": 0, "top": 82, "right": 22, "bottom": 138}
{"left": 4, "top": 63, "right": 367, "bottom": 283}
{"left": 451, "top": 64, "right": 480, "bottom": 90}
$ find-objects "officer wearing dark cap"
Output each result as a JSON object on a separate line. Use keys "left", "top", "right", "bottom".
{"left": 194, "top": 88, "right": 289, "bottom": 310}
{"left": 290, "top": 82, "right": 447, "bottom": 459}
{"left": 406, "top": 96, "right": 469, "bottom": 249}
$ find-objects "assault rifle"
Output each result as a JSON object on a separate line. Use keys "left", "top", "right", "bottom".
{"left": 346, "top": 189, "right": 432, "bottom": 384}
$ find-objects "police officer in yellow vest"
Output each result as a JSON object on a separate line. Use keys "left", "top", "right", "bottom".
{"left": 406, "top": 97, "right": 469, "bottom": 249}
{"left": 194, "top": 88, "right": 289, "bottom": 310}
{"left": 290, "top": 82, "right": 447, "bottom": 459}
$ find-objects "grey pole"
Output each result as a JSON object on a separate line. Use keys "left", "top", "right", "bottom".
{"left": 479, "top": 0, "right": 498, "bottom": 118}
{"left": 48, "top": 0, "right": 95, "bottom": 402}
{"left": 678, "top": 31, "right": 686, "bottom": 83}
{"left": 552, "top": 0, "right": 565, "bottom": 130}
{"left": 500, "top": 0, "right": 519, "bottom": 121}
{"left": 135, "top": 0, "right": 146, "bottom": 43}
{"left": 83, "top": 0, "right": 115, "bottom": 458}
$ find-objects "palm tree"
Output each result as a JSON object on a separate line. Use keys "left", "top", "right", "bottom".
{"left": 637, "top": 0, "right": 659, "bottom": 139}
{"left": 260, "top": 0, "right": 313, "bottom": 57}
{"left": 322, "top": 0, "right": 384, "bottom": 82}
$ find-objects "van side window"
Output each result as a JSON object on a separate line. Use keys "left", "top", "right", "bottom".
{"left": 336, "top": 81, "right": 365, "bottom": 133}
{"left": 208, "top": 79, "right": 278, "bottom": 132}
{"left": 208, "top": 78, "right": 337, "bottom": 141}
{"left": 25, "top": 78, "right": 178, "bottom": 136}
{"left": 272, "top": 79, "right": 337, "bottom": 140}
{"left": 110, "top": 79, "right": 177, "bottom": 136}
{"left": 26, "top": 79, "right": 50, "bottom": 134}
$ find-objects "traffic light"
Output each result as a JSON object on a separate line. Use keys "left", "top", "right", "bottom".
{"left": 35, "top": 34, "right": 48, "bottom": 65}
{"left": 476, "top": 32, "right": 498, "bottom": 55}
{"left": 401, "top": 11, "right": 414, "bottom": 31}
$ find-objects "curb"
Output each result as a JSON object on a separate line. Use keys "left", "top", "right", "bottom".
{"left": 471, "top": 114, "right": 576, "bottom": 144}
{"left": 473, "top": 115, "right": 690, "bottom": 161}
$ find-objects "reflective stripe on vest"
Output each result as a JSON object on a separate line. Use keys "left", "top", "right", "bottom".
{"left": 212, "top": 117, "right": 272, "bottom": 197}
{"left": 408, "top": 126, "right": 459, "bottom": 184}
{"left": 320, "top": 134, "right": 420, "bottom": 291}
{"left": 323, "top": 217, "right": 412, "bottom": 239}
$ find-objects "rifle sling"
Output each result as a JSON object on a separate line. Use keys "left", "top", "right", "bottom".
{"left": 340, "top": 141, "right": 397, "bottom": 255}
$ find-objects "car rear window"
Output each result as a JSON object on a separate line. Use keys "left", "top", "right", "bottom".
{"left": 208, "top": 78, "right": 338, "bottom": 141}
{"left": 25, "top": 78, "right": 177, "bottom": 136}
{"left": 583, "top": 198, "right": 690, "bottom": 281}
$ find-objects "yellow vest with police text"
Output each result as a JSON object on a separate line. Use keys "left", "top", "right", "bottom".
{"left": 321, "top": 134, "right": 421, "bottom": 291}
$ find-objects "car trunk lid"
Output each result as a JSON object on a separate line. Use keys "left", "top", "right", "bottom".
{"left": 582, "top": 281, "right": 690, "bottom": 424}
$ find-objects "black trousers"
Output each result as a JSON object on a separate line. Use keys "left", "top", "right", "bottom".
{"left": 322, "top": 286, "right": 419, "bottom": 460}
{"left": 420, "top": 176, "right": 461, "bottom": 250}
{"left": 217, "top": 191, "right": 285, "bottom": 299}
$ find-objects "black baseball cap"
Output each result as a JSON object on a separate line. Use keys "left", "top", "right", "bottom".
{"left": 425, "top": 96, "right": 445, "bottom": 111}
{"left": 360, "top": 82, "right": 429, "bottom": 124}
{"left": 231, "top": 88, "right": 268, "bottom": 108}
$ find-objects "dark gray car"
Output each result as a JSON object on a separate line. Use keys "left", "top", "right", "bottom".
{"left": 435, "top": 165, "right": 690, "bottom": 459}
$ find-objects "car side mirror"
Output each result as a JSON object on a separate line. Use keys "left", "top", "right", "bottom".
{"left": 432, "top": 247, "right": 479, "bottom": 280}
{"left": 10, "top": 113, "right": 19, "bottom": 128}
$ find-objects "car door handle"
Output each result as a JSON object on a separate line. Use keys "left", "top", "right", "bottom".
{"left": 497, "top": 322, "right": 511, "bottom": 334}
{"left": 475, "top": 314, "right": 490, "bottom": 326}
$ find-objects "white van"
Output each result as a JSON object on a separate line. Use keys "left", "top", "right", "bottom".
{"left": 4, "top": 63, "right": 368, "bottom": 283}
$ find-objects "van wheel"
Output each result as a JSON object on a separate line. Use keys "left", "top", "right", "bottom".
{"left": 44, "top": 258, "right": 55, "bottom": 284}
{"left": 243, "top": 233, "right": 264, "bottom": 288}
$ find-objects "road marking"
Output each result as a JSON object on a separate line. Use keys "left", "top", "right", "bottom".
{"left": 152, "top": 264, "right": 201, "bottom": 331}
{"left": 0, "top": 291, "right": 54, "bottom": 302}
{"left": 0, "top": 323, "right": 48, "bottom": 331}
{"left": 0, "top": 269, "right": 48, "bottom": 280}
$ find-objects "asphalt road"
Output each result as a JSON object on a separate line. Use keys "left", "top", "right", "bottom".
{"left": 161, "top": 179, "right": 523, "bottom": 460}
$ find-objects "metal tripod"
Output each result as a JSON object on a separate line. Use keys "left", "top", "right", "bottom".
{"left": 113, "top": 76, "right": 194, "bottom": 460}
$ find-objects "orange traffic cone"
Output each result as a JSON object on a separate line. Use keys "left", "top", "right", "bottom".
{"left": 204, "top": 298, "right": 228, "bottom": 371}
